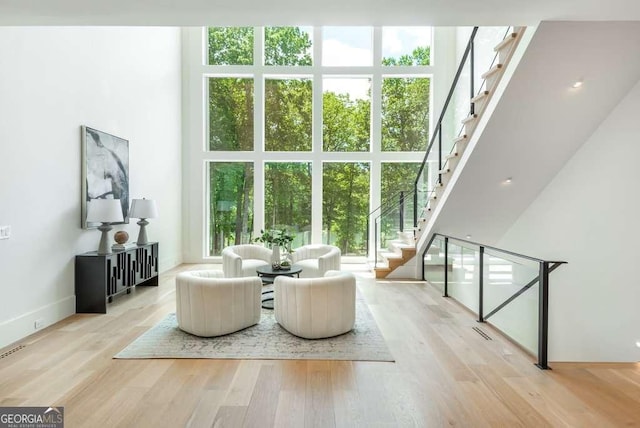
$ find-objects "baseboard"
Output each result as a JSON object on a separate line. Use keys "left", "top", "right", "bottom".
{"left": 0, "top": 295, "right": 75, "bottom": 349}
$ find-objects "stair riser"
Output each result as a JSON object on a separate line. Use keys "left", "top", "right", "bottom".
{"left": 464, "top": 121, "right": 477, "bottom": 136}
{"left": 454, "top": 140, "right": 468, "bottom": 155}
{"left": 444, "top": 155, "right": 460, "bottom": 172}
{"left": 375, "top": 269, "right": 390, "bottom": 279}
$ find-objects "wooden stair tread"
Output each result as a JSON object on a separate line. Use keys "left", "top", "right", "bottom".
{"left": 461, "top": 114, "right": 478, "bottom": 124}
{"left": 494, "top": 32, "right": 518, "bottom": 52}
{"left": 444, "top": 152, "right": 458, "bottom": 160}
{"left": 481, "top": 63, "right": 503, "bottom": 79}
{"left": 453, "top": 134, "right": 468, "bottom": 143}
{"left": 471, "top": 90, "right": 490, "bottom": 103}
{"left": 380, "top": 252, "right": 403, "bottom": 260}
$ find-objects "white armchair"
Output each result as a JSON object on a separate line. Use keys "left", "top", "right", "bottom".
{"left": 291, "top": 244, "right": 341, "bottom": 278}
{"left": 274, "top": 270, "right": 355, "bottom": 339}
{"left": 222, "top": 244, "right": 273, "bottom": 278}
{"left": 175, "top": 270, "right": 262, "bottom": 337}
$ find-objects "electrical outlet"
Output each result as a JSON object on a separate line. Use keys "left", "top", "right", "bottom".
{"left": 0, "top": 225, "right": 10, "bottom": 240}
{"left": 34, "top": 319, "right": 44, "bottom": 330}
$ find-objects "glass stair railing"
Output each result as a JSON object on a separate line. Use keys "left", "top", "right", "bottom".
{"left": 369, "top": 26, "right": 524, "bottom": 278}
{"left": 423, "top": 233, "right": 566, "bottom": 369}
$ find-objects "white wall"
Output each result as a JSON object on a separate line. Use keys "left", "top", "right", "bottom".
{"left": 498, "top": 78, "right": 640, "bottom": 362}
{"left": 0, "top": 27, "right": 183, "bottom": 349}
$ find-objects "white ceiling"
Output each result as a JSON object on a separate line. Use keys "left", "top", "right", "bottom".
{"left": 1, "top": 0, "right": 640, "bottom": 26}
{"left": 431, "top": 21, "right": 640, "bottom": 245}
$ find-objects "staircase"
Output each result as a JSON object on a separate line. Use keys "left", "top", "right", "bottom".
{"left": 372, "top": 26, "right": 525, "bottom": 279}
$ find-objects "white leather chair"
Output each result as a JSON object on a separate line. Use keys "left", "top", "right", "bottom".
{"left": 291, "top": 244, "right": 341, "bottom": 278}
{"left": 274, "top": 270, "right": 355, "bottom": 339}
{"left": 175, "top": 270, "right": 262, "bottom": 337}
{"left": 222, "top": 244, "right": 273, "bottom": 278}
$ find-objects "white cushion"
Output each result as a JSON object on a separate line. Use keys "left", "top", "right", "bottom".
{"left": 274, "top": 270, "right": 355, "bottom": 339}
{"left": 175, "top": 270, "right": 262, "bottom": 337}
{"left": 222, "top": 244, "right": 273, "bottom": 278}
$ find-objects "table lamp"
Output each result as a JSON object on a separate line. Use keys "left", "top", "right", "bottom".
{"left": 86, "top": 199, "right": 124, "bottom": 255}
{"left": 129, "top": 198, "right": 159, "bottom": 245}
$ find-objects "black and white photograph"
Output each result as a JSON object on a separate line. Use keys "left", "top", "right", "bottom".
{"left": 81, "top": 126, "right": 129, "bottom": 229}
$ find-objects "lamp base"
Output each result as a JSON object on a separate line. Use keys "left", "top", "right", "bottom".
{"left": 136, "top": 218, "right": 149, "bottom": 246}
{"left": 97, "top": 223, "right": 113, "bottom": 255}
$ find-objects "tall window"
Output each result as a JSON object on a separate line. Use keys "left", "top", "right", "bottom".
{"left": 265, "top": 162, "right": 312, "bottom": 248}
{"left": 323, "top": 162, "right": 370, "bottom": 255}
{"left": 208, "top": 162, "right": 254, "bottom": 256}
{"left": 197, "top": 26, "right": 434, "bottom": 259}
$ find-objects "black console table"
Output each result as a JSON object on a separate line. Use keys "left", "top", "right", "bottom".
{"left": 75, "top": 242, "right": 159, "bottom": 313}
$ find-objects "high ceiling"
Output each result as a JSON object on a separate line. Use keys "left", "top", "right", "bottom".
{"left": 1, "top": 0, "right": 640, "bottom": 26}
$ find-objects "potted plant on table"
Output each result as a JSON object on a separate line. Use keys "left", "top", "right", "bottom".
{"left": 254, "top": 228, "right": 295, "bottom": 267}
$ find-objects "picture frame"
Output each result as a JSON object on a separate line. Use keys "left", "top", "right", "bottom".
{"left": 81, "top": 126, "right": 130, "bottom": 229}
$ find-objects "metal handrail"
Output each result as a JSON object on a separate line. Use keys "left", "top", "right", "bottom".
{"left": 433, "top": 233, "right": 565, "bottom": 264}
{"left": 413, "top": 27, "right": 479, "bottom": 202}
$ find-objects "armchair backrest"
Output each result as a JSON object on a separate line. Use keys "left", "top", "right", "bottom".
{"left": 292, "top": 244, "right": 340, "bottom": 262}
{"left": 223, "top": 244, "right": 272, "bottom": 261}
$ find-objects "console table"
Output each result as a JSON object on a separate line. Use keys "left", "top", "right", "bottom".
{"left": 75, "top": 242, "right": 159, "bottom": 313}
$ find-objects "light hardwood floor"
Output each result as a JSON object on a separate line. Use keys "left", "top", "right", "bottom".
{"left": 1, "top": 264, "right": 639, "bottom": 427}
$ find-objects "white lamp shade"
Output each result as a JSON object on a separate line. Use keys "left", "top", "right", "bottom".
{"left": 86, "top": 199, "right": 124, "bottom": 223}
{"left": 130, "top": 198, "right": 159, "bottom": 219}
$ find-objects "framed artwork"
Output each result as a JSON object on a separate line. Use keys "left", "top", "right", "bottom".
{"left": 81, "top": 126, "right": 130, "bottom": 229}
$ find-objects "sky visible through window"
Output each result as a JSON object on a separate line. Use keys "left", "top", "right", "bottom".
{"left": 321, "top": 26, "right": 431, "bottom": 100}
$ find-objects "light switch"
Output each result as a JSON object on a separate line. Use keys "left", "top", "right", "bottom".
{"left": 0, "top": 225, "right": 11, "bottom": 240}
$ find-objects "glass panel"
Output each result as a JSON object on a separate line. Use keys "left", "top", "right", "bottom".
{"left": 322, "top": 27, "right": 373, "bottom": 66}
{"left": 473, "top": 26, "right": 510, "bottom": 95}
{"left": 323, "top": 162, "right": 370, "bottom": 256}
{"left": 448, "top": 240, "right": 480, "bottom": 313}
{"left": 264, "top": 26, "right": 313, "bottom": 66}
{"left": 483, "top": 250, "right": 540, "bottom": 354}
{"left": 381, "top": 77, "right": 430, "bottom": 151}
{"left": 382, "top": 27, "right": 432, "bottom": 66}
{"left": 424, "top": 237, "right": 445, "bottom": 292}
{"left": 264, "top": 162, "right": 312, "bottom": 248}
{"left": 208, "top": 162, "right": 254, "bottom": 256}
{"left": 208, "top": 27, "right": 254, "bottom": 65}
{"left": 323, "top": 77, "right": 371, "bottom": 152}
{"left": 265, "top": 78, "right": 312, "bottom": 151}
{"left": 379, "top": 163, "right": 420, "bottom": 248}
{"left": 208, "top": 78, "right": 254, "bottom": 151}
{"left": 441, "top": 55, "right": 470, "bottom": 156}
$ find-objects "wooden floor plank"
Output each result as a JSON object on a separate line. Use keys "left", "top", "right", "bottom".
{"left": 0, "top": 263, "right": 638, "bottom": 427}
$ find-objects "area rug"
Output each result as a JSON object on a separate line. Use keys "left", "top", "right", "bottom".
{"left": 114, "top": 294, "right": 394, "bottom": 362}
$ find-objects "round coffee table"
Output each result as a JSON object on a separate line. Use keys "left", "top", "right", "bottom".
{"left": 257, "top": 264, "right": 303, "bottom": 309}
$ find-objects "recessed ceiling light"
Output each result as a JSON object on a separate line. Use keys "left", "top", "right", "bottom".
{"left": 466, "top": 235, "right": 472, "bottom": 239}
{"left": 572, "top": 80, "right": 583, "bottom": 89}
{"left": 636, "top": 341, "right": 640, "bottom": 348}
{"left": 505, "top": 177, "right": 512, "bottom": 184}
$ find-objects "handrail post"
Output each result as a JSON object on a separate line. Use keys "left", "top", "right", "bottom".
{"left": 366, "top": 217, "right": 370, "bottom": 259}
{"left": 413, "top": 185, "right": 418, "bottom": 228}
{"left": 470, "top": 37, "right": 475, "bottom": 115}
{"left": 444, "top": 236, "right": 449, "bottom": 297}
{"left": 478, "top": 246, "right": 484, "bottom": 322}
{"left": 374, "top": 221, "right": 378, "bottom": 268}
{"left": 399, "top": 191, "right": 404, "bottom": 232}
{"left": 536, "top": 261, "right": 551, "bottom": 369}
{"left": 437, "top": 123, "right": 442, "bottom": 185}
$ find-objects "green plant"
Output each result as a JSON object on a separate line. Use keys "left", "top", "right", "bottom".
{"left": 254, "top": 228, "right": 295, "bottom": 252}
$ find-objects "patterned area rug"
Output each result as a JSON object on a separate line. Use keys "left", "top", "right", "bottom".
{"left": 114, "top": 294, "right": 394, "bottom": 362}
